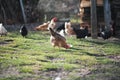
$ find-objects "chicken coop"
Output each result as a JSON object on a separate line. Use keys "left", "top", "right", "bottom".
{"left": 78, "top": 0, "right": 120, "bottom": 37}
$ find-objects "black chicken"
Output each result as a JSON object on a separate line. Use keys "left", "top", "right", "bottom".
{"left": 55, "top": 23, "right": 65, "bottom": 32}
{"left": 20, "top": 24, "right": 28, "bottom": 37}
{"left": 73, "top": 26, "right": 89, "bottom": 38}
{"left": 100, "top": 26, "right": 113, "bottom": 40}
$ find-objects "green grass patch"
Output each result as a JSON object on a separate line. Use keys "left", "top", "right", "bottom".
{"left": 0, "top": 31, "right": 120, "bottom": 80}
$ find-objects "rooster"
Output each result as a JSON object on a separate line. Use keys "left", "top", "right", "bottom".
{"left": 49, "top": 28, "right": 72, "bottom": 49}
{"left": 64, "top": 22, "right": 75, "bottom": 36}
{"left": 34, "top": 21, "right": 50, "bottom": 31}
{"left": 47, "top": 17, "right": 57, "bottom": 30}
{"left": 0, "top": 23, "right": 7, "bottom": 36}
{"left": 20, "top": 24, "right": 28, "bottom": 37}
{"left": 100, "top": 26, "right": 113, "bottom": 40}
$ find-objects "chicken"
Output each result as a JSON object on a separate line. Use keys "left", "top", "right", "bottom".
{"left": 47, "top": 17, "right": 57, "bottom": 30}
{"left": 55, "top": 23, "right": 65, "bottom": 32}
{"left": 49, "top": 28, "right": 71, "bottom": 49}
{"left": 73, "top": 26, "right": 89, "bottom": 38}
{"left": 100, "top": 26, "right": 113, "bottom": 40}
{"left": 64, "top": 22, "right": 75, "bottom": 36}
{"left": 20, "top": 24, "right": 28, "bottom": 37}
{"left": 0, "top": 23, "right": 7, "bottom": 36}
{"left": 34, "top": 21, "right": 50, "bottom": 31}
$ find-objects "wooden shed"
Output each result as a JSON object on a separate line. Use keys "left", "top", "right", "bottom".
{"left": 78, "top": 0, "right": 120, "bottom": 37}
{"left": 79, "top": 0, "right": 104, "bottom": 25}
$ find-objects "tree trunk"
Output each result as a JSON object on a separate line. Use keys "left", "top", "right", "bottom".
{"left": 91, "top": 0, "right": 98, "bottom": 39}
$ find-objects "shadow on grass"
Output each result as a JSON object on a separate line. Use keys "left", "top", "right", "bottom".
{"left": 60, "top": 47, "right": 82, "bottom": 52}
{"left": 84, "top": 38, "right": 120, "bottom": 45}
{"left": 84, "top": 52, "right": 106, "bottom": 57}
{"left": 70, "top": 47, "right": 82, "bottom": 50}
{"left": 84, "top": 39, "right": 106, "bottom": 45}
{"left": 0, "top": 39, "right": 14, "bottom": 45}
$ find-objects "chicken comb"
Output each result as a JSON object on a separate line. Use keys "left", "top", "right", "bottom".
{"left": 52, "top": 17, "right": 57, "bottom": 22}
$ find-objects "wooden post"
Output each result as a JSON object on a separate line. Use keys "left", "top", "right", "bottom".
{"left": 19, "top": 0, "right": 27, "bottom": 23}
{"left": 91, "top": 0, "right": 98, "bottom": 39}
{"left": 103, "top": 0, "right": 111, "bottom": 31}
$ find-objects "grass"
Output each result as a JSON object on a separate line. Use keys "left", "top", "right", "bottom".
{"left": 0, "top": 30, "right": 120, "bottom": 80}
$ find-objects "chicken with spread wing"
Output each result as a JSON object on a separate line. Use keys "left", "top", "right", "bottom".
{"left": 49, "top": 28, "right": 72, "bottom": 49}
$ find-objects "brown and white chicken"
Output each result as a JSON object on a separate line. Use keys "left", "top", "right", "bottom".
{"left": 49, "top": 28, "right": 72, "bottom": 49}
{"left": 34, "top": 21, "right": 50, "bottom": 31}
{"left": 65, "top": 22, "right": 75, "bottom": 36}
